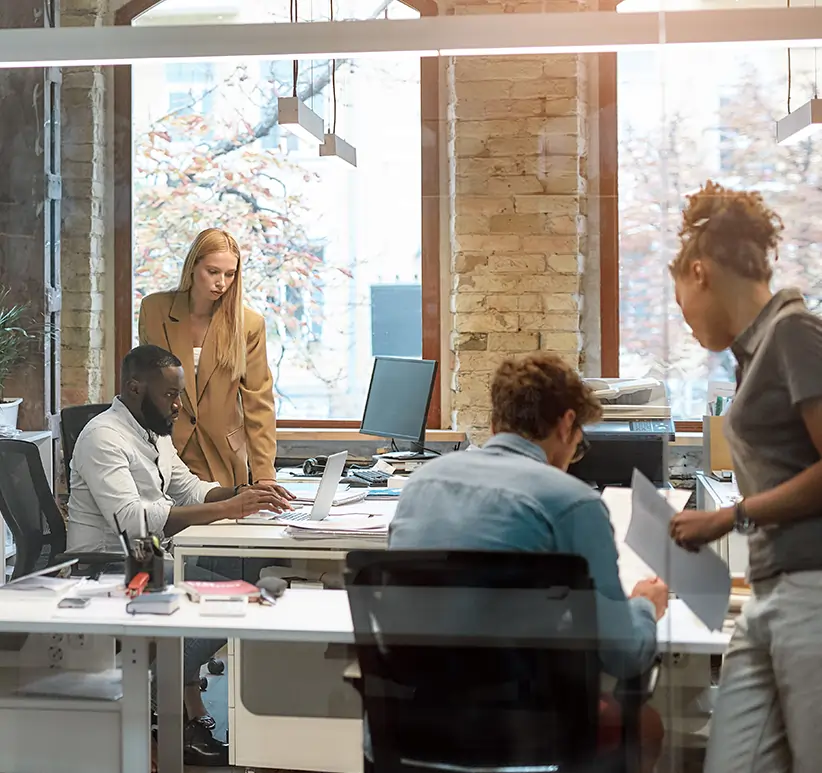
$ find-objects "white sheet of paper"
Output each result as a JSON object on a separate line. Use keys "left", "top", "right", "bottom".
{"left": 601, "top": 486, "right": 691, "bottom": 593}
{"left": 627, "top": 470, "right": 731, "bottom": 631}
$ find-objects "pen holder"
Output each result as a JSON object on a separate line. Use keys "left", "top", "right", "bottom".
{"left": 126, "top": 537, "right": 167, "bottom": 592}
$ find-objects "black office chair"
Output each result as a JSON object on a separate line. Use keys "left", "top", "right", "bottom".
{"left": 0, "top": 439, "right": 122, "bottom": 580}
{"left": 60, "top": 403, "right": 110, "bottom": 494}
{"left": 345, "top": 550, "right": 658, "bottom": 773}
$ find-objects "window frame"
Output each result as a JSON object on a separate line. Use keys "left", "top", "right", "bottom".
{"left": 113, "top": 0, "right": 441, "bottom": 430}
{"left": 600, "top": 9, "right": 700, "bottom": 434}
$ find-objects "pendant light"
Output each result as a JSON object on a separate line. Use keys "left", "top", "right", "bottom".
{"left": 278, "top": 0, "right": 324, "bottom": 146}
{"left": 776, "top": 0, "right": 822, "bottom": 145}
{"left": 319, "top": 0, "right": 357, "bottom": 168}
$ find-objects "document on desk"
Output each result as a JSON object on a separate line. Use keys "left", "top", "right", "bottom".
{"left": 626, "top": 470, "right": 731, "bottom": 631}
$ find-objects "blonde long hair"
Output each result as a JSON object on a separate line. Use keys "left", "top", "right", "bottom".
{"left": 178, "top": 228, "right": 246, "bottom": 381}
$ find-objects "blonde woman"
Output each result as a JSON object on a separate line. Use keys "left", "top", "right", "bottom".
{"left": 139, "top": 228, "right": 283, "bottom": 489}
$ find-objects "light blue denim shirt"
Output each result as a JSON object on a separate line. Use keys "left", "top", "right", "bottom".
{"left": 388, "top": 433, "right": 658, "bottom": 679}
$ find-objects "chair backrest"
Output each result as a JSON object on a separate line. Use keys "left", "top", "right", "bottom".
{"left": 345, "top": 550, "right": 602, "bottom": 773}
{"left": 60, "top": 403, "right": 109, "bottom": 493}
{"left": 0, "top": 439, "right": 67, "bottom": 580}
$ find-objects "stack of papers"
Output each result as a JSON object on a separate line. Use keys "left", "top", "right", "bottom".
{"left": 0, "top": 576, "right": 84, "bottom": 601}
{"left": 285, "top": 514, "right": 391, "bottom": 540}
{"left": 16, "top": 669, "right": 123, "bottom": 701}
{"left": 280, "top": 482, "right": 366, "bottom": 506}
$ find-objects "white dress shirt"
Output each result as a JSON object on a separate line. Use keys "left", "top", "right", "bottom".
{"left": 67, "top": 397, "right": 220, "bottom": 552}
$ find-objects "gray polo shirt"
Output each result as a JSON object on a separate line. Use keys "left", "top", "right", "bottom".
{"left": 726, "top": 288, "right": 822, "bottom": 581}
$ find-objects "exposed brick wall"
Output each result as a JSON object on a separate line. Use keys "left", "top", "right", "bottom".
{"left": 445, "top": 4, "right": 590, "bottom": 443}
{"left": 60, "top": 0, "right": 108, "bottom": 406}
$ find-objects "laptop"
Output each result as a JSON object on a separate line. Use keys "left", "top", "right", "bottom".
{"left": 259, "top": 451, "right": 366, "bottom": 523}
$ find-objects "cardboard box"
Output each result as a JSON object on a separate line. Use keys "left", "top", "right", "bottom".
{"left": 703, "top": 415, "right": 734, "bottom": 473}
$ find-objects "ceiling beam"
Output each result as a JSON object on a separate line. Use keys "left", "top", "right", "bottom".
{"left": 1, "top": 7, "right": 821, "bottom": 67}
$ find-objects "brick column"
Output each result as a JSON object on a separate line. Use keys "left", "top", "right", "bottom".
{"left": 60, "top": 0, "right": 108, "bottom": 406}
{"left": 446, "top": 8, "right": 589, "bottom": 442}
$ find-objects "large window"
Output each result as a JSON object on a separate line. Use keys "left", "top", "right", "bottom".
{"left": 126, "top": 0, "right": 434, "bottom": 424}
{"left": 617, "top": 42, "right": 822, "bottom": 419}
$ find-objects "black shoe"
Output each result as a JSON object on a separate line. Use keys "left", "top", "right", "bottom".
{"left": 183, "top": 717, "right": 229, "bottom": 767}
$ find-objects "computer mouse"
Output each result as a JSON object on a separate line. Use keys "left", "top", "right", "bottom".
{"left": 341, "top": 476, "right": 369, "bottom": 488}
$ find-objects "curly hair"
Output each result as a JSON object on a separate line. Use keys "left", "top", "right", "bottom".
{"left": 669, "top": 180, "right": 784, "bottom": 282}
{"left": 490, "top": 354, "right": 602, "bottom": 441}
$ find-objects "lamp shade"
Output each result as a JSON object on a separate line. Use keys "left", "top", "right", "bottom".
{"left": 319, "top": 133, "right": 357, "bottom": 168}
{"left": 776, "top": 98, "right": 822, "bottom": 145}
{"left": 278, "top": 96, "right": 325, "bottom": 146}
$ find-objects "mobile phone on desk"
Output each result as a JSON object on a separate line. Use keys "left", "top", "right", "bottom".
{"left": 57, "top": 597, "right": 90, "bottom": 609}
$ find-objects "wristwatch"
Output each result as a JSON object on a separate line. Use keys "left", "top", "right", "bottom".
{"left": 733, "top": 500, "right": 755, "bottom": 534}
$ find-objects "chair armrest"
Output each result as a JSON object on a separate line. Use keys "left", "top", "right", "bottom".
{"left": 613, "top": 655, "right": 662, "bottom": 707}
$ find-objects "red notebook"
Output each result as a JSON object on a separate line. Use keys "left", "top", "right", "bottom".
{"left": 180, "top": 580, "right": 261, "bottom": 602}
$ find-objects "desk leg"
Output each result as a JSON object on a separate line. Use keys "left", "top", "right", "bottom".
{"left": 121, "top": 637, "right": 151, "bottom": 773}
{"left": 156, "top": 637, "right": 185, "bottom": 773}
{"left": 173, "top": 550, "right": 185, "bottom": 583}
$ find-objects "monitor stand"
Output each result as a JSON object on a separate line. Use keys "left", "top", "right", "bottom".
{"left": 376, "top": 441, "right": 439, "bottom": 463}
{"left": 377, "top": 449, "right": 439, "bottom": 462}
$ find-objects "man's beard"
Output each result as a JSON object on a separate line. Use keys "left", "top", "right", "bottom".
{"left": 141, "top": 394, "right": 175, "bottom": 437}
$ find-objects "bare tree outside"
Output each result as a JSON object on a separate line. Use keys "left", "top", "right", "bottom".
{"left": 619, "top": 51, "right": 822, "bottom": 417}
{"left": 132, "top": 0, "right": 422, "bottom": 419}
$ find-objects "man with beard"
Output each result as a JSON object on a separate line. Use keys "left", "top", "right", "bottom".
{"left": 67, "top": 344, "right": 293, "bottom": 767}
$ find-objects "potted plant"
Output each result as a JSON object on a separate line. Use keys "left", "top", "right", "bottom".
{"left": 0, "top": 289, "right": 47, "bottom": 428}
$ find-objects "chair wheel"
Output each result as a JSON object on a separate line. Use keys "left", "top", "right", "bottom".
{"left": 207, "top": 658, "right": 225, "bottom": 675}
{"left": 199, "top": 676, "right": 208, "bottom": 691}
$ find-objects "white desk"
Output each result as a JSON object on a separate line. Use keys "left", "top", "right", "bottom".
{"left": 172, "top": 498, "right": 395, "bottom": 576}
{"left": 173, "top": 493, "right": 731, "bottom": 773}
{"left": 173, "top": 501, "right": 394, "bottom": 773}
{"left": 0, "top": 589, "right": 356, "bottom": 773}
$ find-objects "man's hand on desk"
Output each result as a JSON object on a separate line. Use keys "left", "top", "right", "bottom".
{"left": 253, "top": 480, "right": 297, "bottom": 503}
{"left": 669, "top": 508, "right": 735, "bottom": 552}
{"left": 631, "top": 578, "right": 669, "bottom": 621}
{"left": 228, "top": 486, "right": 294, "bottom": 518}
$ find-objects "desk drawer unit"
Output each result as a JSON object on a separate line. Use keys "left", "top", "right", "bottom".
{"left": 229, "top": 637, "right": 363, "bottom": 773}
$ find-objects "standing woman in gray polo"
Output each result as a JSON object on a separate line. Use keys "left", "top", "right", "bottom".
{"left": 667, "top": 180, "right": 822, "bottom": 773}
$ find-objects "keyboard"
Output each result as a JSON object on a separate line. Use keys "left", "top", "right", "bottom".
{"left": 351, "top": 468, "right": 392, "bottom": 486}
{"left": 273, "top": 508, "right": 311, "bottom": 522}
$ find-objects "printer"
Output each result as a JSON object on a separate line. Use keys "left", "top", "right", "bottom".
{"left": 568, "top": 378, "right": 674, "bottom": 489}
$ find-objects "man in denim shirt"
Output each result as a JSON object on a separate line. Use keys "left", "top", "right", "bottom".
{"left": 389, "top": 354, "right": 668, "bottom": 772}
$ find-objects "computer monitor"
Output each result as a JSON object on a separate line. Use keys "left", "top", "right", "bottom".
{"left": 360, "top": 357, "right": 438, "bottom": 457}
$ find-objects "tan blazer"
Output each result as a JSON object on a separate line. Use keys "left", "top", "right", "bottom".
{"left": 138, "top": 290, "right": 277, "bottom": 487}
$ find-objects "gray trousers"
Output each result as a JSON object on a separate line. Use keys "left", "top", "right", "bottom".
{"left": 705, "top": 571, "right": 822, "bottom": 773}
